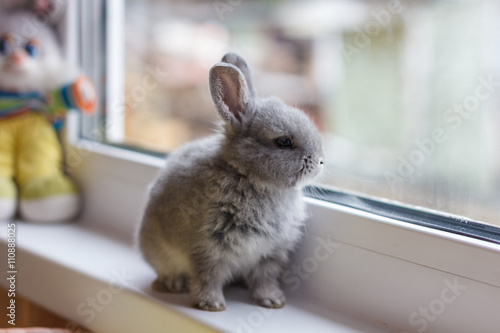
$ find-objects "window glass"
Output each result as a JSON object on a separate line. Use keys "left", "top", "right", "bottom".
{"left": 118, "top": 0, "right": 500, "bottom": 227}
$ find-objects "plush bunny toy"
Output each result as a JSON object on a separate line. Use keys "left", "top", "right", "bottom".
{"left": 139, "top": 53, "right": 324, "bottom": 311}
{"left": 0, "top": 10, "right": 96, "bottom": 222}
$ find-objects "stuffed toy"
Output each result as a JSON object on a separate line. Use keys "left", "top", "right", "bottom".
{"left": 0, "top": 8, "right": 96, "bottom": 222}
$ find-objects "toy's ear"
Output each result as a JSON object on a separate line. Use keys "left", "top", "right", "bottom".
{"left": 34, "top": 0, "right": 66, "bottom": 25}
{"left": 1, "top": 0, "right": 67, "bottom": 25}
{"left": 209, "top": 62, "right": 253, "bottom": 126}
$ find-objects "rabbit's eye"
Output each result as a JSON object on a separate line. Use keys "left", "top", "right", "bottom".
{"left": 275, "top": 136, "right": 294, "bottom": 149}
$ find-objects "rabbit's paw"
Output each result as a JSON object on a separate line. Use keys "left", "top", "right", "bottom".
{"left": 152, "top": 274, "right": 190, "bottom": 293}
{"left": 253, "top": 296, "right": 286, "bottom": 309}
{"left": 192, "top": 299, "right": 226, "bottom": 312}
{"left": 252, "top": 287, "right": 286, "bottom": 309}
{"left": 192, "top": 297, "right": 226, "bottom": 312}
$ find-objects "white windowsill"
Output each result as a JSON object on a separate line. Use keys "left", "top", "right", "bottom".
{"left": 1, "top": 222, "right": 392, "bottom": 333}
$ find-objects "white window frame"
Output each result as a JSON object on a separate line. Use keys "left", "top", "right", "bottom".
{"left": 104, "top": 0, "right": 125, "bottom": 143}
{"left": 1, "top": 1, "right": 499, "bottom": 333}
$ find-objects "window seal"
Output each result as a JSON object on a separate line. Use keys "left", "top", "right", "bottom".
{"left": 305, "top": 186, "right": 500, "bottom": 245}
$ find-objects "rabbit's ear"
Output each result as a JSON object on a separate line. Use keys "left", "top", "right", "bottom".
{"left": 209, "top": 63, "right": 253, "bottom": 126}
{"left": 221, "top": 53, "right": 256, "bottom": 98}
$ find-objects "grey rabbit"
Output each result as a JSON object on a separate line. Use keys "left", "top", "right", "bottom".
{"left": 138, "top": 53, "right": 324, "bottom": 311}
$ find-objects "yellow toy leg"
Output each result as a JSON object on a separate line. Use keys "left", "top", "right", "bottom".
{"left": 0, "top": 119, "right": 17, "bottom": 220}
{"left": 14, "top": 113, "right": 79, "bottom": 222}
{"left": 15, "top": 113, "right": 63, "bottom": 185}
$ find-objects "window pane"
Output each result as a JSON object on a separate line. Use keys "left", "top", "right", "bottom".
{"left": 119, "top": 0, "right": 500, "bottom": 227}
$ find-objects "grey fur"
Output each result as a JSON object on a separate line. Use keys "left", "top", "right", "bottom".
{"left": 138, "top": 53, "right": 324, "bottom": 311}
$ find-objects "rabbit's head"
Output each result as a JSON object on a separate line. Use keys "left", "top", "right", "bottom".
{"left": 210, "top": 53, "right": 324, "bottom": 188}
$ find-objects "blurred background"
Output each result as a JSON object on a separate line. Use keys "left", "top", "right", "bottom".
{"left": 118, "top": 0, "right": 500, "bottom": 226}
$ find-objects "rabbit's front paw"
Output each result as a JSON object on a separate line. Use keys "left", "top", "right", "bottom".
{"left": 192, "top": 298, "right": 226, "bottom": 312}
{"left": 252, "top": 287, "right": 286, "bottom": 309}
{"left": 253, "top": 296, "right": 286, "bottom": 309}
{"left": 190, "top": 276, "right": 226, "bottom": 311}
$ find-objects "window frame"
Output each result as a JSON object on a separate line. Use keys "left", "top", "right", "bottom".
{"left": 305, "top": 187, "right": 500, "bottom": 245}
